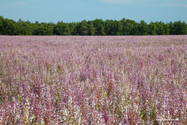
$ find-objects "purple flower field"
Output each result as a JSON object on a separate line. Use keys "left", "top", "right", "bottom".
{"left": 0, "top": 35, "right": 187, "bottom": 124}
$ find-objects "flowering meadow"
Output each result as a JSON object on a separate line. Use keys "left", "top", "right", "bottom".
{"left": 0, "top": 35, "right": 187, "bottom": 124}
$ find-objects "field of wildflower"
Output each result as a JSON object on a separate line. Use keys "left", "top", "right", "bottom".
{"left": 0, "top": 35, "right": 187, "bottom": 124}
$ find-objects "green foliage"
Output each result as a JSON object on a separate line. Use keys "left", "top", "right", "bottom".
{"left": 150, "top": 106, "right": 158, "bottom": 125}
{"left": 155, "top": 21, "right": 165, "bottom": 35}
{"left": 1, "top": 18, "right": 18, "bottom": 35}
{"left": 87, "top": 21, "right": 95, "bottom": 35}
{"left": 93, "top": 19, "right": 106, "bottom": 35}
{"left": 121, "top": 18, "right": 131, "bottom": 35}
{"left": 0, "top": 17, "right": 3, "bottom": 35}
{"left": 149, "top": 22, "right": 157, "bottom": 35}
{"left": 110, "top": 20, "right": 122, "bottom": 35}
{"left": 79, "top": 20, "right": 88, "bottom": 35}
{"left": 0, "top": 15, "right": 186, "bottom": 35}
{"left": 140, "top": 109, "right": 147, "bottom": 123}
{"left": 104, "top": 19, "right": 112, "bottom": 35}
{"left": 139, "top": 20, "right": 148, "bottom": 35}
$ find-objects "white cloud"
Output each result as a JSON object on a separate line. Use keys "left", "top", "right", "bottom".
{"left": 97, "top": 0, "right": 187, "bottom": 6}
{"left": 16, "top": 2, "right": 26, "bottom": 5}
{"left": 166, "top": 3, "right": 187, "bottom": 7}
{"left": 97, "top": 0, "right": 148, "bottom": 4}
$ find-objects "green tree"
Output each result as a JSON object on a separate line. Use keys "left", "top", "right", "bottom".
{"left": 105, "top": 19, "right": 112, "bottom": 35}
{"left": 17, "top": 19, "right": 34, "bottom": 35}
{"left": 148, "top": 22, "right": 157, "bottom": 35}
{"left": 53, "top": 21, "right": 63, "bottom": 35}
{"left": 0, "top": 16, "right": 4, "bottom": 35}
{"left": 110, "top": 20, "right": 122, "bottom": 35}
{"left": 62, "top": 23, "right": 71, "bottom": 35}
{"left": 1, "top": 16, "right": 187, "bottom": 35}
{"left": 37, "top": 22, "right": 49, "bottom": 35}
{"left": 139, "top": 20, "right": 148, "bottom": 35}
{"left": 2, "top": 18, "right": 18, "bottom": 35}
{"left": 33, "top": 21, "right": 40, "bottom": 35}
{"left": 120, "top": 18, "right": 131, "bottom": 35}
{"left": 126, "top": 19, "right": 139, "bottom": 35}
{"left": 93, "top": 19, "right": 106, "bottom": 35}
{"left": 163, "top": 23, "right": 170, "bottom": 35}
{"left": 25, "top": 20, "right": 34, "bottom": 35}
{"left": 79, "top": 20, "right": 88, "bottom": 35}
{"left": 47, "top": 22, "right": 55, "bottom": 35}
{"left": 53, "top": 26, "right": 61, "bottom": 35}
{"left": 17, "top": 19, "right": 27, "bottom": 35}
{"left": 74, "top": 22, "right": 81, "bottom": 35}
{"left": 173, "top": 21, "right": 185, "bottom": 35}
{"left": 69, "top": 23, "right": 76, "bottom": 35}
{"left": 181, "top": 21, "right": 187, "bottom": 35}
{"left": 169, "top": 22, "right": 174, "bottom": 35}
{"left": 53, "top": 21, "right": 70, "bottom": 35}
{"left": 155, "top": 22, "right": 164, "bottom": 35}
{"left": 87, "top": 21, "right": 95, "bottom": 35}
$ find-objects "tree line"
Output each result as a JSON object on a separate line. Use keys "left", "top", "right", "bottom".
{"left": 0, "top": 16, "right": 187, "bottom": 35}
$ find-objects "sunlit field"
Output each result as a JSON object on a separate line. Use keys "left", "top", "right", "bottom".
{"left": 0, "top": 36, "right": 187, "bottom": 124}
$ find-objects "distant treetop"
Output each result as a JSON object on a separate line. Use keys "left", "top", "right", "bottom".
{"left": 0, "top": 16, "right": 186, "bottom": 35}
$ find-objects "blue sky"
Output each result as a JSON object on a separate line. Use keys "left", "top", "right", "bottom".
{"left": 0, "top": 0, "right": 187, "bottom": 24}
